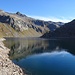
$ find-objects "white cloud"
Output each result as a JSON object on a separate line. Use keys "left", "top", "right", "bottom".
{"left": 28, "top": 15, "right": 73, "bottom": 23}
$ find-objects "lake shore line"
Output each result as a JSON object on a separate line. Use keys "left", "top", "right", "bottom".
{"left": 0, "top": 38, "right": 27, "bottom": 75}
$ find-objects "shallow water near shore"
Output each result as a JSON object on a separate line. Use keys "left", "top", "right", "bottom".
{"left": 4, "top": 38, "right": 75, "bottom": 75}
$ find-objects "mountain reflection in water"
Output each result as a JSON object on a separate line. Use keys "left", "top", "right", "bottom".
{"left": 4, "top": 38, "right": 75, "bottom": 75}
{"left": 4, "top": 38, "right": 75, "bottom": 60}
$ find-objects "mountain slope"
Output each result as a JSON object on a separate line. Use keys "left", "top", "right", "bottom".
{"left": 42, "top": 19, "right": 75, "bottom": 38}
{"left": 0, "top": 23, "right": 42, "bottom": 37}
{"left": 0, "top": 10, "right": 64, "bottom": 37}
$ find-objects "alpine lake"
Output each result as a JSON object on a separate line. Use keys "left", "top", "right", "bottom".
{"left": 4, "top": 37, "right": 75, "bottom": 75}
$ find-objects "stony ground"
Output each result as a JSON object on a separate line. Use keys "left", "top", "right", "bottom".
{"left": 0, "top": 38, "right": 26, "bottom": 75}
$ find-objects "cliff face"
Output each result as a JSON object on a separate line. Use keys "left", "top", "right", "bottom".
{"left": 42, "top": 19, "right": 75, "bottom": 38}
{"left": 0, "top": 10, "right": 64, "bottom": 37}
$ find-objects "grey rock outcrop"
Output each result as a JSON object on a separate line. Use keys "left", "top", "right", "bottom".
{"left": 16, "top": 12, "right": 27, "bottom": 17}
{"left": 0, "top": 10, "right": 64, "bottom": 37}
{"left": 0, "top": 38, "right": 26, "bottom": 75}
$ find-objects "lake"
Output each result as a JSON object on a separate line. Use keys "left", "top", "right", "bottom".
{"left": 4, "top": 38, "right": 75, "bottom": 75}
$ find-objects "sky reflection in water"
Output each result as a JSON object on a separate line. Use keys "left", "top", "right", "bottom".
{"left": 4, "top": 38, "right": 75, "bottom": 75}
{"left": 13, "top": 51, "right": 75, "bottom": 75}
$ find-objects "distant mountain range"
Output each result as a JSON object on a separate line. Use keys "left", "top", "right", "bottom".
{"left": 0, "top": 9, "right": 64, "bottom": 37}
{"left": 42, "top": 19, "right": 75, "bottom": 38}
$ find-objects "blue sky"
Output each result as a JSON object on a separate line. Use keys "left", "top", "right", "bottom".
{"left": 0, "top": 0, "right": 75, "bottom": 22}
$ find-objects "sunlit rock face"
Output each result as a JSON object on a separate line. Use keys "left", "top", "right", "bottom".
{"left": 0, "top": 9, "right": 64, "bottom": 37}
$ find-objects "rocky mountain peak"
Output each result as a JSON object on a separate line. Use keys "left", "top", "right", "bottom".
{"left": 16, "top": 11, "right": 27, "bottom": 17}
{"left": 0, "top": 10, "right": 64, "bottom": 37}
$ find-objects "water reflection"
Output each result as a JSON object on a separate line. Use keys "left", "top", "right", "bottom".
{"left": 4, "top": 38, "right": 50, "bottom": 60}
{"left": 4, "top": 38, "right": 75, "bottom": 75}
{"left": 13, "top": 51, "right": 75, "bottom": 75}
{"left": 4, "top": 38, "right": 75, "bottom": 60}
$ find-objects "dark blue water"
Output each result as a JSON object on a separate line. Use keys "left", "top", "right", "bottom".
{"left": 4, "top": 38, "right": 75, "bottom": 75}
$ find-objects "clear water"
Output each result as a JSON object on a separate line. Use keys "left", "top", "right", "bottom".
{"left": 4, "top": 38, "right": 75, "bottom": 75}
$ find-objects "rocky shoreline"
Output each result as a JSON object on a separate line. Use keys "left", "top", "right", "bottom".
{"left": 0, "top": 38, "right": 27, "bottom": 75}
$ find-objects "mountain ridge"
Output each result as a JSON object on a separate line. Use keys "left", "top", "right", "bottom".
{"left": 42, "top": 19, "right": 75, "bottom": 38}
{"left": 0, "top": 9, "right": 64, "bottom": 37}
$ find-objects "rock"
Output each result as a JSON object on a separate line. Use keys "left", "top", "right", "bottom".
{"left": 16, "top": 12, "right": 27, "bottom": 17}
{"left": 0, "top": 9, "right": 64, "bottom": 37}
{"left": 0, "top": 38, "right": 26, "bottom": 75}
